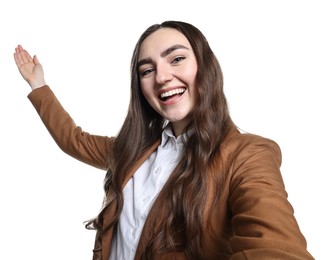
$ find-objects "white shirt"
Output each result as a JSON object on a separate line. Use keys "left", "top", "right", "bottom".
{"left": 109, "top": 126, "right": 188, "bottom": 260}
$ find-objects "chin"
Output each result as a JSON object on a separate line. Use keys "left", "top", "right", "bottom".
{"left": 167, "top": 115, "right": 186, "bottom": 123}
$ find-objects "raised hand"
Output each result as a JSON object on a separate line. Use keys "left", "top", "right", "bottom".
{"left": 14, "top": 45, "right": 46, "bottom": 90}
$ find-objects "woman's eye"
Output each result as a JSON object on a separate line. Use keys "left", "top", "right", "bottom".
{"left": 141, "top": 68, "right": 154, "bottom": 77}
{"left": 172, "top": 56, "right": 185, "bottom": 64}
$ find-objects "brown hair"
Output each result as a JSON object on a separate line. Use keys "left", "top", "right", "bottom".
{"left": 86, "top": 20, "right": 234, "bottom": 258}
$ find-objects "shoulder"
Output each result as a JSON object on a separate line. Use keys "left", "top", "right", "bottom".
{"left": 221, "top": 126, "right": 282, "bottom": 163}
{"left": 216, "top": 127, "right": 285, "bottom": 194}
{"left": 215, "top": 127, "right": 283, "bottom": 185}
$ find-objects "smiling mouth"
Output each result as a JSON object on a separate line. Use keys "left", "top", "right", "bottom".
{"left": 159, "top": 88, "right": 186, "bottom": 101}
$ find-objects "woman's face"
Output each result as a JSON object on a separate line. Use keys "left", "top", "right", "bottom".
{"left": 138, "top": 28, "right": 198, "bottom": 136}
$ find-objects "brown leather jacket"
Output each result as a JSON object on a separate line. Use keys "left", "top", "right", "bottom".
{"left": 28, "top": 86, "right": 314, "bottom": 260}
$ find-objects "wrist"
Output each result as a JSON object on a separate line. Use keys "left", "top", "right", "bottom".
{"left": 30, "top": 80, "right": 46, "bottom": 90}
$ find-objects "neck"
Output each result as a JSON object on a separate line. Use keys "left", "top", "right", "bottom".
{"left": 171, "top": 121, "right": 188, "bottom": 137}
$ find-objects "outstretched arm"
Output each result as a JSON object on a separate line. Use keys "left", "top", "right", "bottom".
{"left": 14, "top": 45, "right": 46, "bottom": 90}
{"left": 14, "top": 45, "right": 111, "bottom": 170}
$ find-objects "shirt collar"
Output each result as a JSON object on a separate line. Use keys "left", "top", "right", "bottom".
{"left": 161, "top": 124, "right": 193, "bottom": 148}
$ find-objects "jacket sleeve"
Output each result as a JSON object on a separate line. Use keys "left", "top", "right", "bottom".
{"left": 28, "top": 85, "right": 112, "bottom": 170}
{"left": 228, "top": 135, "right": 314, "bottom": 259}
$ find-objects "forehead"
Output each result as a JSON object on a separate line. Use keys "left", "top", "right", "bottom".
{"left": 139, "top": 28, "right": 192, "bottom": 58}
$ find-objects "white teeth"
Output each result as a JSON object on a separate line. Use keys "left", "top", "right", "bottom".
{"left": 160, "top": 88, "right": 185, "bottom": 99}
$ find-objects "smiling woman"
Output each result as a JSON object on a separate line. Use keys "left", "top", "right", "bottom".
{"left": 14, "top": 20, "right": 314, "bottom": 260}
{"left": 138, "top": 28, "right": 198, "bottom": 136}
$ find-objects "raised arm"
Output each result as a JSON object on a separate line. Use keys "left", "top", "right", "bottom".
{"left": 14, "top": 45, "right": 46, "bottom": 90}
{"left": 14, "top": 45, "right": 112, "bottom": 170}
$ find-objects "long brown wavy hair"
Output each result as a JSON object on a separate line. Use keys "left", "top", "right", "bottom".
{"left": 86, "top": 20, "right": 234, "bottom": 258}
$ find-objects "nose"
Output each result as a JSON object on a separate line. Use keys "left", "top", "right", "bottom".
{"left": 155, "top": 64, "right": 173, "bottom": 85}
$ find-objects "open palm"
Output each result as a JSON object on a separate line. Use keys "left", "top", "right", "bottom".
{"left": 14, "top": 45, "right": 46, "bottom": 89}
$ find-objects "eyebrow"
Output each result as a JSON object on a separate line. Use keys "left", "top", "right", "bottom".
{"left": 137, "top": 44, "right": 190, "bottom": 68}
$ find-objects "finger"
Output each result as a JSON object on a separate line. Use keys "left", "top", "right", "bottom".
{"left": 21, "top": 49, "right": 33, "bottom": 64}
{"left": 16, "top": 45, "right": 33, "bottom": 64}
{"left": 14, "top": 49, "right": 24, "bottom": 67}
{"left": 14, "top": 45, "right": 29, "bottom": 68}
{"left": 14, "top": 52, "right": 20, "bottom": 66}
{"left": 15, "top": 45, "right": 24, "bottom": 57}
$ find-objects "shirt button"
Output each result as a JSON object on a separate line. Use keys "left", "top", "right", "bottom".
{"left": 154, "top": 167, "right": 161, "bottom": 174}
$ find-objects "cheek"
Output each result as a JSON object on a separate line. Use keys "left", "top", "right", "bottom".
{"left": 183, "top": 62, "right": 198, "bottom": 84}
{"left": 186, "top": 64, "right": 199, "bottom": 100}
{"left": 140, "top": 80, "right": 149, "bottom": 96}
{"left": 140, "top": 81, "right": 155, "bottom": 103}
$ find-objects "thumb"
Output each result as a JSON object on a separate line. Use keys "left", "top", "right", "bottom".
{"left": 33, "top": 55, "right": 41, "bottom": 65}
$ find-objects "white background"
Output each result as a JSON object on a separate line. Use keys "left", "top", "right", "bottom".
{"left": 1, "top": 0, "right": 332, "bottom": 259}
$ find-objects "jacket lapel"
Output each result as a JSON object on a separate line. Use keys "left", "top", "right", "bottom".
{"left": 102, "top": 139, "right": 161, "bottom": 260}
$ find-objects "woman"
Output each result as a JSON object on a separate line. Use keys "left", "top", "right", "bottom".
{"left": 14, "top": 21, "right": 314, "bottom": 259}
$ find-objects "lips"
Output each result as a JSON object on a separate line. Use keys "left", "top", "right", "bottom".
{"left": 159, "top": 87, "right": 186, "bottom": 101}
